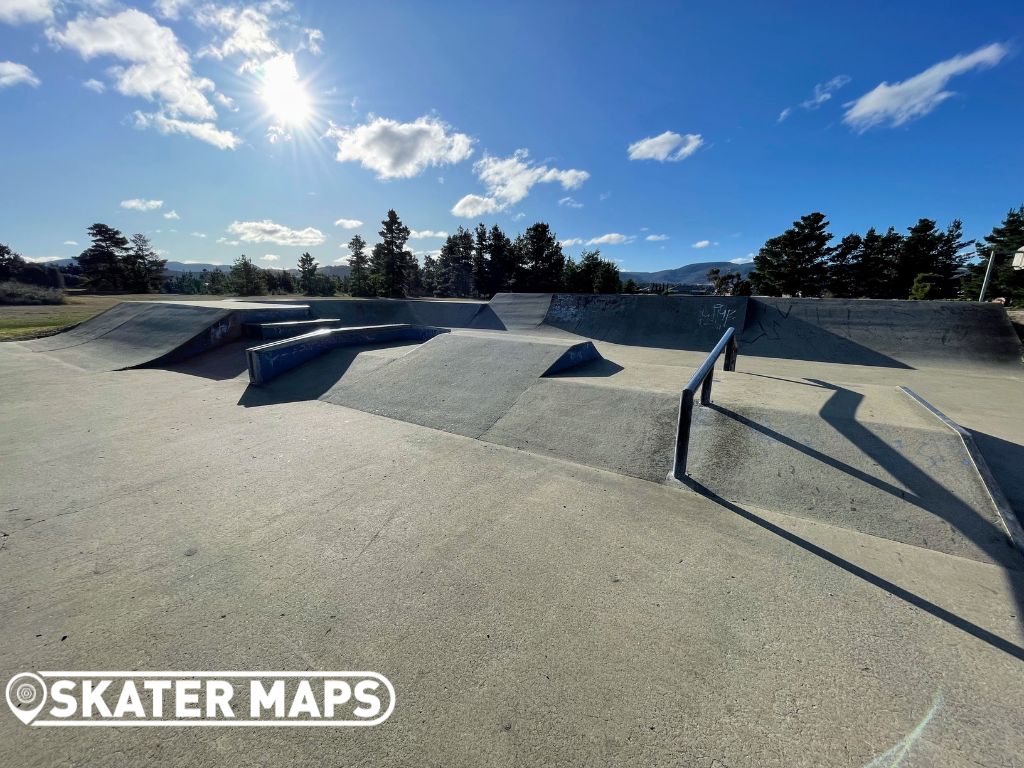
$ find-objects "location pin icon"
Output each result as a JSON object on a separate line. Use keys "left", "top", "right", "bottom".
{"left": 6, "top": 673, "right": 47, "bottom": 725}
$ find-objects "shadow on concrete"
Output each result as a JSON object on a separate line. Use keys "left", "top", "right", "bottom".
{"left": 152, "top": 340, "right": 250, "bottom": 381}
{"left": 687, "top": 480, "right": 1024, "bottom": 663}
{"left": 740, "top": 300, "right": 913, "bottom": 369}
{"left": 238, "top": 341, "right": 417, "bottom": 407}
{"left": 968, "top": 429, "right": 1024, "bottom": 519}
{"left": 709, "top": 404, "right": 926, "bottom": 506}
{"left": 547, "top": 357, "right": 625, "bottom": 379}
{"left": 807, "top": 380, "right": 1021, "bottom": 575}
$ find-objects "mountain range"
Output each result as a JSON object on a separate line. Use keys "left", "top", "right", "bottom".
{"left": 46, "top": 258, "right": 750, "bottom": 286}
{"left": 620, "top": 261, "right": 755, "bottom": 286}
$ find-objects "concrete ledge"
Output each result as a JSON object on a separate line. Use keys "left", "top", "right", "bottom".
{"left": 246, "top": 324, "right": 449, "bottom": 385}
{"left": 899, "top": 386, "right": 1024, "bottom": 557}
{"left": 245, "top": 318, "right": 342, "bottom": 340}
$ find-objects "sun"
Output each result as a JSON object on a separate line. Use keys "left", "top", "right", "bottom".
{"left": 259, "top": 54, "right": 312, "bottom": 127}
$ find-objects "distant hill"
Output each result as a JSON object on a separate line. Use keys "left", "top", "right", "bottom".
{"left": 621, "top": 261, "right": 755, "bottom": 286}
{"left": 47, "top": 258, "right": 351, "bottom": 278}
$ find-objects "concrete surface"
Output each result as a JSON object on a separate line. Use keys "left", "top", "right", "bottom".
{"left": 1, "top": 341, "right": 1023, "bottom": 767}
{"left": 2, "top": 293, "right": 1024, "bottom": 767}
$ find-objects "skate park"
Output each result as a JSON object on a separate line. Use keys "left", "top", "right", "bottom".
{"left": 2, "top": 292, "right": 1023, "bottom": 766}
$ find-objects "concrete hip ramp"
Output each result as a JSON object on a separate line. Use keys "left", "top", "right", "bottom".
{"left": 322, "top": 332, "right": 600, "bottom": 438}
{"left": 21, "top": 300, "right": 307, "bottom": 371}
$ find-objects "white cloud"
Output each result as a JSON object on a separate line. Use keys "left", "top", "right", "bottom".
{"left": 692, "top": 239, "right": 718, "bottom": 249}
{"left": 48, "top": 10, "right": 217, "bottom": 121}
{"left": 195, "top": 4, "right": 280, "bottom": 70}
{"left": 261, "top": 254, "right": 279, "bottom": 261}
{"left": 779, "top": 75, "right": 850, "bottom": 121}
{"left": 450, "top": 194, "right": 502, "bottom": 218}
{"left": 82, "top": 78, "right": 105, "bottom": 93}
{"left": 559, "top": 238, "right": 584, "bottom": 247}
{"left": 190, "top": 231, "right": 206, "bottom": 238}
{"left": 844, "top": 43, "right": 1008, "bottom": 132}
{"left": 558, "top": 196, "right": 583, "bottom": 209}
{"left": 154, "top": 0, "right": 192, "bottom": 21}
{"left": 628, "top": 131, "right": 703, "bottom": 162}
{"left": 132, "top": 111, "right": 239, "bottom": 150}
{"left": 121, "top": 198, "right": 163, "bottom": 211}
{"left": 0, "top": 61, "right": 40, "bottom": 88}
{"left": 409, "top": 229, "right": 448, "bottom": 239}
{"left": 587, "top": 233, "right": 631, "bottom": 245}
{"left": 266, "top": 124, "right": 291, "bottom": 144}
{"left": 215, "top": 92, "right": 236, "bottom": 111}
{"left": 0, "top": 0, "right": 53, "bottom": 25}
{"left": 327, "top": 115, "right": 475, "bottom": 179}
{"left": 729, "top": 256, "right": 754, "bottom": 264}
{"left": 303, "top": 28, "right": 323, "bottom": 56}
{"left": 452, "top": 149, "right": 589, "bottom": 218}
{"left": 645, "top": 234, "right": 669, "bottom": 242}
{"left": 163, "top": 209, "right": 180, "bottom": 220}
{"left": 216, "top": 237, "right": 240, "bottom": 246}
{"left": 334, "top": 218, "right": 363, "bottom": 229}
{"left": 63, "top": 240, "right": 78, "bottom": 246}
{"left": 227, "top": 219, "right": 326, "bottom": 246}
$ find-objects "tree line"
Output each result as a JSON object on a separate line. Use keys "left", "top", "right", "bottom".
{"left": 346, "top": 210, "right": 621, "bottom": 298}
{"left": 747, "top": 206, "right": 1024, "bottom": 301}
{"left": 59, "top": 210, "right": 621, "bottom": 299}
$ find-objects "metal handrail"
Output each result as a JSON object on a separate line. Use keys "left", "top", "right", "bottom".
{"left": 671, "top": 327, "right": 738, "bottom": 480}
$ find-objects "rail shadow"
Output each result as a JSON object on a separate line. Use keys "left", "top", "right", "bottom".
{"left": 686, "top": 480, "right": 1024, "bottom": 663}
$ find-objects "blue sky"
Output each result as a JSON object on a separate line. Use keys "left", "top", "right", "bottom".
{"left": 1, "top": 0, "right": 1021, "bottom": 272}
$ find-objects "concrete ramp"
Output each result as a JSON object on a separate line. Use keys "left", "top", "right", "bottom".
{"left": 544, "top": 294, "right": 748, "bottom": 350}
{"left": 306, "top": 298, "right": 486, "bottom": 328}
{"left": 741, "top": 298, "right": 1022, "bottom": 369}
{"left": 470, "top": 293, "right": 553, "bottom": 330}
{"left": 322, "top": 333, "right": 600, "bottom": 437}
{"left": 482, "top": 379, "right": 678, "bottom": 481}
{"left": 684, "top": 374, "right": 1021, "bottom": 568}
{"left": 22, "top": 300, "right": 308, "bottom": 371}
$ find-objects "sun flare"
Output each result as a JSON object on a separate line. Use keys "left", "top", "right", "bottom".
{"left": 259, "top": 54, "right": 311, "bottom": 127}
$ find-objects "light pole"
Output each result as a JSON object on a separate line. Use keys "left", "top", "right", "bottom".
{"left": 978, "top": 248, "right": 996, "bottom": 302}
{"left": 979, "top": 245, "right": 1024, "bottom": 302}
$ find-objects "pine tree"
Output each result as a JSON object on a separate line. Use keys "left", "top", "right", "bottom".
{"left": 472, "top": 223, "right": 491, "bottom": 297}
{"left": 123, "top": 233, "right": 166, "bottom": 292}
{"left": 897, "top": 219, "right": 970, "bottom": 299}
{"left": 346, "top": 234, "right": 373, "bottom": 296}
{"left": 0, "top": 243, "right": 27, "bottom": 281}
{"left": 750, "top": 212, "right": 833, "bottom": 297}
{"left": 516, "top": 222, "right": 564, "bottom": 292}
{"left": 827, "top": 234, "right": 862, "bottom": 297}
{"left": 297, "top": 251, "right": 318, "bottom": 295}
{"left": 437, "top": 227, "right": 474, "bottom": 296}
{"left": 370, "top": 210, "right": 412, "bottom": 298}
{"left": 229, "top": 255, "right": 267, "bottom": 296}
{"left": 856, "top": 227, "right": 903, "bottom": 298}
{"left": 77, "top": 223, "right": 129, "bottom": 290}
{"left": 487, "top": 225, "right": 519, "bottom": 292}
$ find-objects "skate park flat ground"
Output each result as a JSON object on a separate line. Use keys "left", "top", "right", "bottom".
{"left": 2, "top": 296, "right": 1024, "bottom": 767}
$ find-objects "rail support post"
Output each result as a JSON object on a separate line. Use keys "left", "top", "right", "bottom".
{"left": 672, "top": 388, "right": 695, "bottom": 481}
